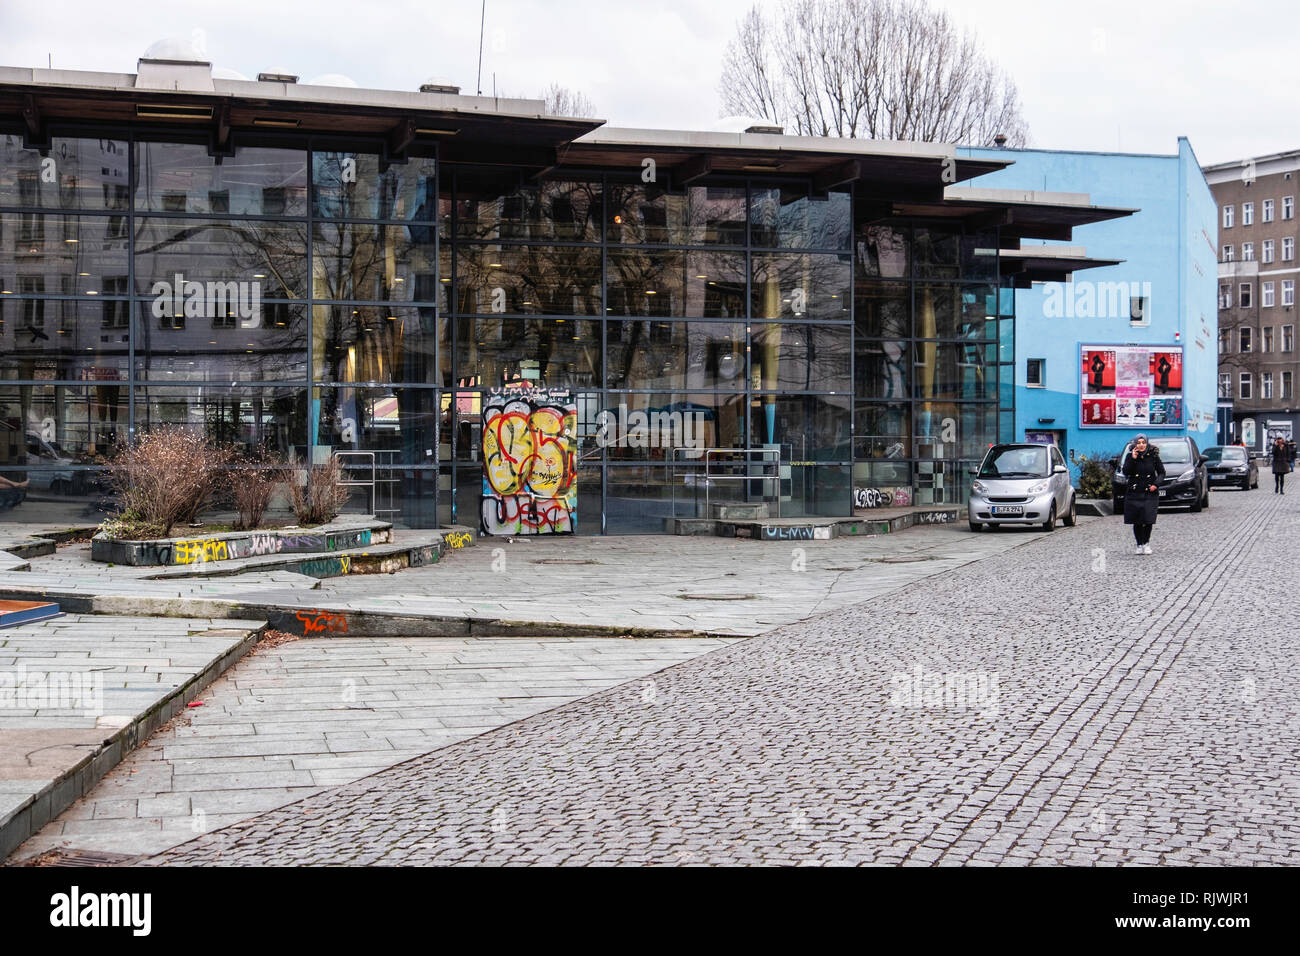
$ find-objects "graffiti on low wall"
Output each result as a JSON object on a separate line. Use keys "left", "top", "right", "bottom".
{"left": 854, "top": 486, "right": 911, "bottom": 509}
{"left": 759, "top": 525, "right": 833, "bottom": 541}
{"left": 445, "top": 531, "right": 473, "bottom": 549}
{"left": 482, "top": 388, "right": 577, "bottom": 535}
{"left": 296, "top": 609, "right": 348, "bottom": 634}
{"left": 173, "top": 539, "right": 229, "bottom": 565}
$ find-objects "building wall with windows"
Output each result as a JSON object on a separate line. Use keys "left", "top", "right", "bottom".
{"left": 1204, "top": 150, "right": 1300, "bottom": 450}
{"left": 960, "top": 138, "right": 1218, "bottom": 469}
{"left": 0, "top": 65, "right": 1122, "bottom": 531}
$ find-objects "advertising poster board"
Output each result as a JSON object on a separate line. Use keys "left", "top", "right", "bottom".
{"left": 1080, "top": 344, "right": 1184, "bottom": 428}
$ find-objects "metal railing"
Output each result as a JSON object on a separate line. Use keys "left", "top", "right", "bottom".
{"left": 332, "top": 450, "right": 400, "bottom": 519}
{"left": 669, "top": 446, "right": 785, "bottom": 519}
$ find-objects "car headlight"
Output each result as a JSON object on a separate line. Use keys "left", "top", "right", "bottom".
{"left": 1026, "top": 481, "right": 1049, "bottom": 494}
{"left": 972, "top": 480, "right": 988, "bottom": 494}
{"left": 1177, "top": 468, "right": 1195, "bottom": 482}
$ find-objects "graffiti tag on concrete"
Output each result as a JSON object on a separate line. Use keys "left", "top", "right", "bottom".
{"left": 173, "top": 539, "right": 229, "bottom": 564}
{"left": 295, "top": 610, "right": 348, "bottom": 634}
{"left": 445, "top": 531, "right": 472, "bottom": 549}
{"left": 482, "top": 388, "right": 577, "bottom": 535}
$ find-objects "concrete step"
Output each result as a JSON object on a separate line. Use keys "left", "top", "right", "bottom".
{"left": 0, "top": 550, "right": 31, "bottom": 572}
{"left": 92, "top": 517, "right": 393, "bottom": 567}
{"left": 668, "top": 508, "right": 966, "bottom": 540}
{"left": 143, "top": 527, "right": 476, "bottom": 580}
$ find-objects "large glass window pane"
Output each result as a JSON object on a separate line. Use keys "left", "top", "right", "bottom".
{"left": 853, "top": 402, "right": 912, "bottom": 462}
{"left": 139, "top": 301, "right": 307, "bottom": 382}
{"left": 751, "top": 394, "right": 851, "bottom": 461}
{"left": 914, "top": 223, "right": 960, "bottom": 279}
{"left": 913, "top": 341, "right": 993, "bottom": 401}
{"left": 313, "top": 305, "right": 441, "bottom": 385}
{"left": 605, "top": 465, "right": 689, "bottom": 533}
{"left": 454, "top": 173, "right": 601, "bottom": 241}
{"left": 0, "top": 382, "right": 127, "bottom": 467}
{"left": 0, "top": 135, "right": 129, "bottom": 211}
{"left": 751, "top": 252, "right": 851, "bottom": 321}
{"left": 915, "top": 402, "right": 996, "bottom": 460}
{"left": 750, "top": 185, "right": 850, "bottom": 250}
{"left": 0, "top": 299, "right": 129, "bottom": 380}
{"left": 752, "top": 323, "right": 850, "bottom": 393}
{"left": 455, "top": 317, "right": 601, "bottom": 389}
{"left": 312, "top": 220, "right": 436, "bottom": 302}
{"left": 854, "top": 339, "right": 908, "bottom": 400}
{"left": 602, "top": 391, "right": 746, "bottom": 462}
{"left": 855, "top": 280, "right": 909, "bottom": 338}
{"left": 0, "top": 213, "right": 131, "bottom": 295}
{"left": 606, "top": 249, "right": 746, "bottom": 318}
{"left": 135, "top": 142, "right": 307, "bottom": 216}
{"left": 135, "top": 385, "right": 308, "bottom": 459}
{"left": 856, "top": 222, "right": 909, "bottom": 279}
{"left": 134, "top": 217, "right": 307, "bottom": 299}
{"left": 606, "top": 320, "right": 745, "bottom": 391}
{"left": 314, "top": 386, "right": 438, "bottom": 467}
{"left": 455, "top": 244, "right": 601, "bottom": 315}
{"left": 312, "top": 151, "right": 437, "bottom": 221}
{"left": 961, "top": 229, "right": 999, "bottom": 282}
{"left": 915, "top": 283, "right": 996, "bottom": 340}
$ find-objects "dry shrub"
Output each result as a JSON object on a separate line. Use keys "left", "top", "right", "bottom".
{"left": 231, "top": 451, "right": 288, "bottom": 531}
{"left": 289, "top": 455, "right": 353, "bottom": 526}
{"left": 104, "top": 427, "right": 233, "bottom": 539}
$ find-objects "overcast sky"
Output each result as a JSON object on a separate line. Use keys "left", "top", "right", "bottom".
{"left": 0, "top": 0, "right": 1292, "bottom": 166}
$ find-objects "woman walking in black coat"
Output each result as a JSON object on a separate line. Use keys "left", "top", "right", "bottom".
{"left": 1122, "top": 434, "right": 1165, "bottom": 554}
{"left": 1271, "top": 436, "right": 1289, "bottom": 494}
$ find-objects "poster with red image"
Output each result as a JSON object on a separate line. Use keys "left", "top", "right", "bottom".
{"left": 1082, "top": 397, "right": 1117, "bottom": 425}
{"left": 1081, "top": 349, "right": 1116, "bottom": 393}
{"left": 1149, "top": 350, "right": 1183, "bottom": 392}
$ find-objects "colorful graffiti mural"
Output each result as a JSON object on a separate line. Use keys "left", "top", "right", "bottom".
{"left": 481, "top": 388, "right": 577, "bottom": 535}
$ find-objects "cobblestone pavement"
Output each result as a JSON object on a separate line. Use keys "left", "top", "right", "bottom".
{"left": 11, "top": 634, "right": 732, "bottom": 860}
{"left": 147, "top": 487, "right": 1299, "bottom": 865}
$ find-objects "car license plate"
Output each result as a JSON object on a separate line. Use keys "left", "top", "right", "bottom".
{"left": 991, "top": 506, "right": 1023, "bottom": 515}
{"left": 1159, "top": 489, "right": 1167, "bottom": 497}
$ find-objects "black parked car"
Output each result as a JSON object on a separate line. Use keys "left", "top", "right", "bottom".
{"left": 1204, "top": 445, "right": 1258, "bottom": 490}
{"left": 1112, "top": 435, "right": 1210, "bottom": 512}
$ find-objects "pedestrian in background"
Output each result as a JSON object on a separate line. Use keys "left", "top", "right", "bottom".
{"left": 1271, "top": 437, "right": 1289, "bottom": 494}
{"left": 1122, "top": 434, "right": 1164, "bottom": 554}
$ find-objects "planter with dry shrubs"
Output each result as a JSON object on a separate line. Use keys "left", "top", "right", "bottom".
{"left": 102, "top": 427, "right": 233, "bottom": 539}
{"left": 230, "top": 450, "right": 288, "bottom": 531}
{"left": 289, "top": 455, "right": 353, "bottom": 526}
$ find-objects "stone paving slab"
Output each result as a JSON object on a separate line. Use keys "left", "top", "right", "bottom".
{"left": 0, "top": 614, "right": 265, "bottom": 860}
{"left": 0, "top": 521, "right": 1069, "bottom": 638}
{"left": 9, "top": 634, "right": 735, "bottom": 861}
{"left": 130, "top": 488, "right": 1300, "bottom": 866}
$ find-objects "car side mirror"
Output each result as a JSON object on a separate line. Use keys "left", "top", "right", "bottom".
{"left": 968, "top": 469, "right": 978, "bottom": 476}
{"left": 1053, "top": 465, "right": 1068, "bottom": 474}
{"left": 1197, "top": 455, "right": 1208, "bottom": 464}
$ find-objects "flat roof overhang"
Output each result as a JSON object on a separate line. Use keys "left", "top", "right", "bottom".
{"left": 881, "top": 188, "right": 1137, "bottom": 245}
{"left": 0, "top": 65, "right": 602, "bottom": 165}
{"left": 566, "top": 126, "right": 1012, "bottom": 198}
{"left": 998, "top": 246, "right": 1124, "bottom": 288}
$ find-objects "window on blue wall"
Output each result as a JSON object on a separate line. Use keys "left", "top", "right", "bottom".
{"left": 1026, "top": 358, "right": 1044, "bottom": 387}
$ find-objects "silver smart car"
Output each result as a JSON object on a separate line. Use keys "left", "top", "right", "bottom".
{"left": 968, "top": 442, "right": 1077, "bottom": 532}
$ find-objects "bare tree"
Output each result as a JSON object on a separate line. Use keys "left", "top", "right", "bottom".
{"left": 540, "top": 83, "right": 598, "bottom": 117}
{"left": 719, "top": 0, "right": 1029, "bottom": 146}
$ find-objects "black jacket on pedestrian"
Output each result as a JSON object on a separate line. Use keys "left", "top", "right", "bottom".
{"left": 1121, "top": 446, "right": 1165, "bottom": 525}
{"left": 1271, "top": 443, "right": 1290, "bottom": 475}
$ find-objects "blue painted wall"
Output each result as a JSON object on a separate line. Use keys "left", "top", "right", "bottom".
{"left": 960, "top": 139, "right": 1219, "bottom": 473}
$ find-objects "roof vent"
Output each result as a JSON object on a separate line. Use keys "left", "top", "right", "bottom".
{"left": 745, "top": 123, "right": 784, "bottom": 135}
{"left": 993, "top": 133, "right": 1008, "bottom": 148}
{"left": 257, "top": 71, "right": 299, "bottom": 84}
{"left": 421, "top": 78, "right": 461, "bottom": 95}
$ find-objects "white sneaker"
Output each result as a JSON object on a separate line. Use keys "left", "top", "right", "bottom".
{"left": 1134, "top": 545, "right": 1143, "bottom": 555}
{"left": 1143, "top": 544, "right": 1152, "bottom": 555}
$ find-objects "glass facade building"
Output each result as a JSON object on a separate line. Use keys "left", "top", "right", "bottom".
{"left": 0, "top": 66, "right": 1117, "bottom": 533}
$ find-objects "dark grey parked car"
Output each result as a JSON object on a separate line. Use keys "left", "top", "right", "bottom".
{"left": 1204, "top": 445, "right": 1258, "bottom": 490}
